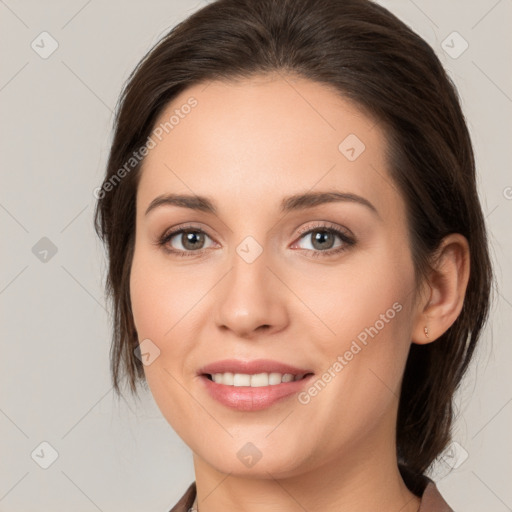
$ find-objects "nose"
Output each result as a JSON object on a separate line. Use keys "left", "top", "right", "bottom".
{"left": 213, "top": 244, "right": 289, "bottom": 339}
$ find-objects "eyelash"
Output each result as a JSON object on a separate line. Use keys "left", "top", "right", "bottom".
{"left": 155, "top": 222, "right": 356, "bottom": 259}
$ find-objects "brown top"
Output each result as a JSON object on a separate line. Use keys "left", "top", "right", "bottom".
{"left": 168, "top": 476, "right": 454, "bottom": 512}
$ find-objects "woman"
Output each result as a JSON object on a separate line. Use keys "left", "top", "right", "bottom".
{"left": 94, "top": 0, "right": 493, "bottom": 510}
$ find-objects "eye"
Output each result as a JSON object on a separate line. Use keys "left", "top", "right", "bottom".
{"left": 156, "top": 224, "right": 216, "bottom": 257}
{"left": 291, "top": 223, "right": 355, "bottom": 257}
{"left": 155, "top": 222, "right": 355, "bottom": 258}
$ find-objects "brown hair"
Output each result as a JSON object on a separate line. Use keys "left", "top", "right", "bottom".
{"left": 94, "top": 0, "right": 493, "bottom": 485}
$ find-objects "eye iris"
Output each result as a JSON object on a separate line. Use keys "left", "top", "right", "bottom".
{"left": 182, "top": 231, "right": 204, "bottom": 250}
{"left": 312, "top": 230, "right": 334, "bottom": 250}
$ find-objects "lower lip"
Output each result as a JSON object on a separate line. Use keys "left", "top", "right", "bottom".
{"left": 199, "top": 374, "right": 314, "bottom": 411}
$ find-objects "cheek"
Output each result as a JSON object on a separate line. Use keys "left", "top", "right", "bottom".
{"left": 304, "top": 244, "right": 415, "bottom": 413}
{"left": 129, "top": 247, "right": 198, "bottom": 340}
{"left": 129, "top": 249, "right": 201, "bottom": 435}
{"left": 301, "top": 243, "right": 414, "bottom": 350}
{"left": 129, "top": 245, "right": 210, "bottom": 391}
{"left": 129, "top": 248, "right": 183, "bottom": 392}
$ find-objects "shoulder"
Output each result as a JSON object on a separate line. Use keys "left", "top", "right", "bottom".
{"left": 168, "top": 481, "right": 196, "bottom": 512}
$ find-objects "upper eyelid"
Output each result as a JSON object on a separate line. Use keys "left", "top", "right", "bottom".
{"left": 296, "top": 221, "right": 353, "bottom": 238}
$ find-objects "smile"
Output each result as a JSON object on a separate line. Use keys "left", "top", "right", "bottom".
{"left": 199, "top": 373, "right": 315, "bottom": 411}
{"left": 204, "top": 372, "right": 311, "bottom": 386}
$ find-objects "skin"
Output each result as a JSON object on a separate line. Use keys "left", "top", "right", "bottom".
{"left": 129, "top": 73, "right": 470, "bottom": 512}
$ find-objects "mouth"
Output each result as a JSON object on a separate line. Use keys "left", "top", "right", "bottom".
{"left": 201, "top": 372, "right": 314, "bottom": 387}
{"left": 199, "top": 371, "right": 316, "bottom": 411}
{"left": 196, "top": 359, "right": 315, "bottom": 410}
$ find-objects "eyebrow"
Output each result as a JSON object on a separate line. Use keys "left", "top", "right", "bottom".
{"left": 144, "top": 191, "right": 380, "bottom": 218}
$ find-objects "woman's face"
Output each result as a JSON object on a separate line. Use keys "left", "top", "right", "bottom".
{"left": 130, "top": 74, "right": 420, "bottom": 478}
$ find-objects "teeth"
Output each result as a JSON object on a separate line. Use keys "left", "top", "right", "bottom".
{"left": 210, "top": 372, "right": 307, "bottom": 387}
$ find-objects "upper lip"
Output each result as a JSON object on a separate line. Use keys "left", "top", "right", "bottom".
{"left": 198, "top": 359, "right": 314, "bottom": 376}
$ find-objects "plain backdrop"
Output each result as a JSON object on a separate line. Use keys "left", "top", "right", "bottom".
{"left": 1, "top": 0, "right": 511, "bottom": 510}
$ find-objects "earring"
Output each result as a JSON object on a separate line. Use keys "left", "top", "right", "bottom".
{"left": 424, "top": 326, "right": 429, "bottom": 338}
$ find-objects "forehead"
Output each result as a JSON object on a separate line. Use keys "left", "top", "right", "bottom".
{"left": 137, "top": 74, "right": 402, "bottom": 222}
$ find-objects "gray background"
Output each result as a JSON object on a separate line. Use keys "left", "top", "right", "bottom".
{"left": 1, "top": 0, "right": 511, "bottom": 510}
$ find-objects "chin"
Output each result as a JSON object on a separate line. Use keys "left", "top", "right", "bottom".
{"left": 194, "top": 438, "right": 311, "bottom": 479}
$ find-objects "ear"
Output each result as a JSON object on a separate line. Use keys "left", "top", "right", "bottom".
{"left": 411, "top": 233, "right": 470, "bottom": 345}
